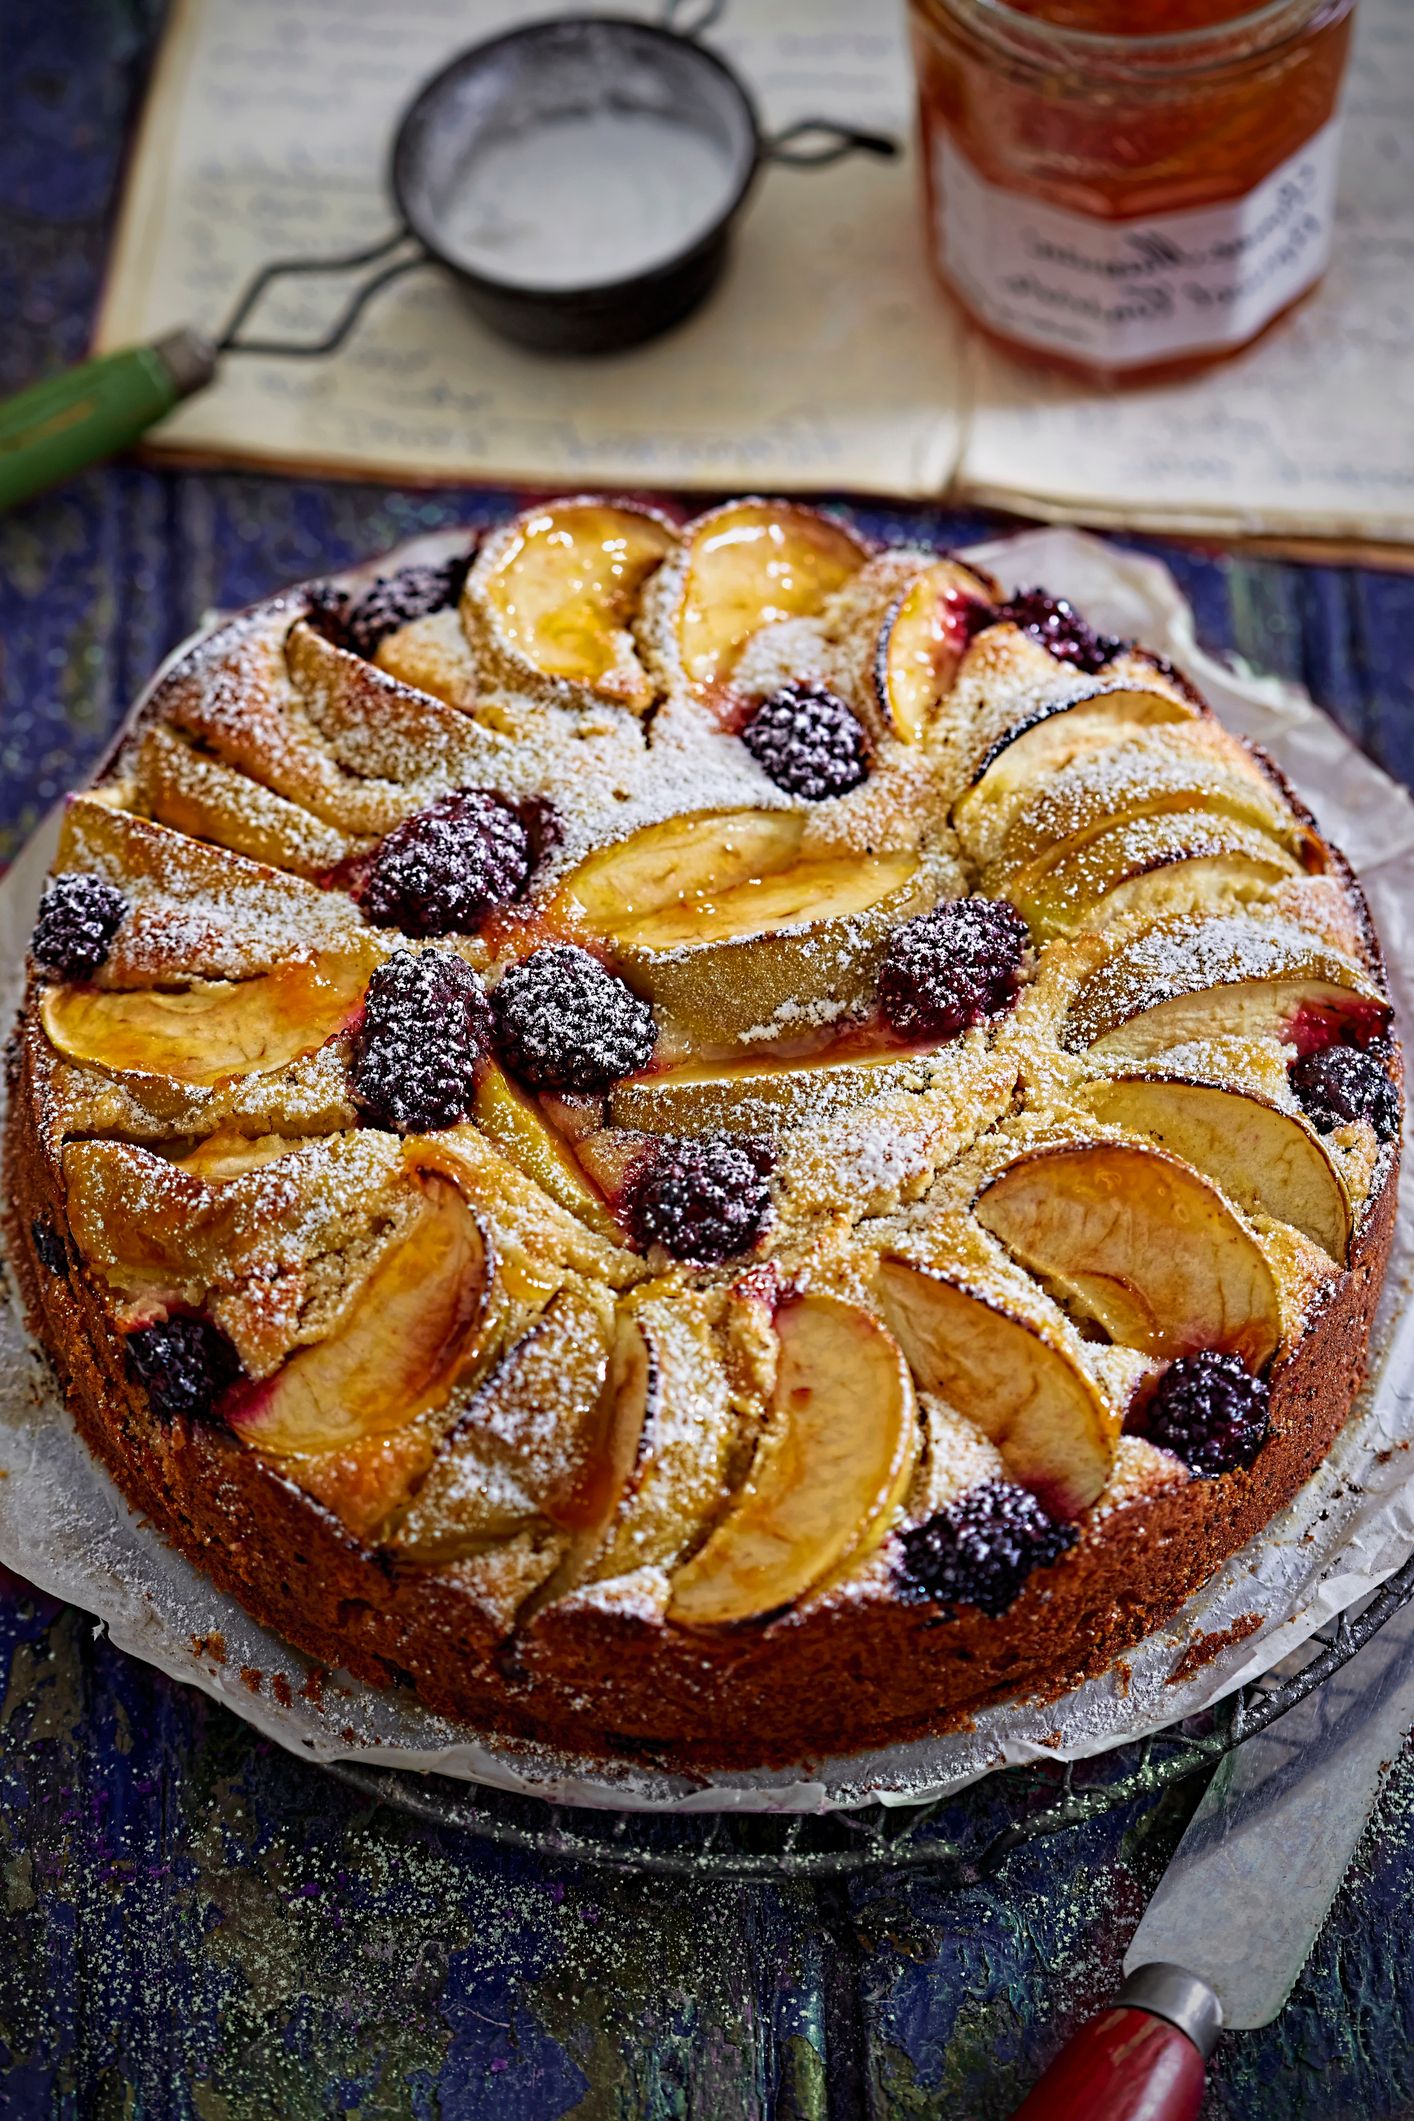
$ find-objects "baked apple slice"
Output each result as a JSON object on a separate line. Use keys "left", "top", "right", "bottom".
{"left": 1008, "top": 811, "right": 1301, "bottom": 939}
{"left": 41, "top": 953, "right": 368, "bottom": 1086}
{"left": 616, "top": 848, "right": 930, "bottom": 1047}
{"left": 472, "top": 1061, "right": 620, "bottom": 1242}
{"left": 674, "top": 501, "right": 868, "bottom": 692}
{"left": 392, "top": 1287, "right": 616, "bottom": 1562}
{"left": 989, "top": 727, "right": 1310, "bottom": 890}
{"left": 974, "top": 1139, "right": 1283, "bottom": 1369}
{"left": 226, "top": 1174, "right": 493, "bottom": 1455}
{"left": 556, "top": 809, "right": 934, "bottom": 1047}
{"left": 135, "top": 722, "right": 355, "bottom": 878}
{"left": 1078, "top": 1074, "right": 1352, "bottom": 1261}
{"left": 555, "top": 808, "right": 805, "bottom": 929}
{"left": 874, "top": 559, "right": 992, "bottom": 744}
{"left": 876, "top": 1259, "right": 1115, "bottom": 1519}
{"left": 466, "top": 498, "right": 677, "bottom": 711}
{"left": 952, "top": 686, "right": 1200, "bottom": 860}
{"left": 522, "top": 1292, "right": 740, "bottom": 1610}
{"left": 609, "top": 1045, "right": 934, "bottom": 1137}
{"left": 175, "top": 1128, "right": 310, "bottom": 1181}
{"left": 667, "top": 1294, "right": 918, "bottom": 1627}
{"left": 1066, "top": 914, "right": 1390, "bottom": 1059}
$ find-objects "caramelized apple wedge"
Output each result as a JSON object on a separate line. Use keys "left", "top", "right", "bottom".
{"left": 555, "top": 809, "right": 805, "bottom": 929}
{"left": 472, "top": 1062, "right": 620, "bottom": 1242}
{"left": 174, "top": 1129, "right": 311, "bottom": 1182}
{"left": 226, "top": 1175, "right": 493, "bottom": 1455}
{"left": 952, "top": 686, "right": 1200, "bottom": 862}
{"left": 674, "top": 501, "right": 868, "bottom": 692}
{"left": 987, "top": 725, "right": 1311, "bottom": 891}
{"left": 668, "top": 1295, "right": 918, "bottom": 1627}
{"left": 609, "top": 1045, "right": 937, "bottom": 1137}
{"left": 392, "top": 1287, "right": 616, "bottom": 1562}
{"left": 135, "top": 722, "right": 355, "bottom": 878}
{"left": 522, "top": 1292, "right": 740, "bottom": 1611}
{"left": 556, "top": 808, "right": 934, "bottom": 1048}
{"left": 41, "top": 954, "right": 368, "bottom": 1086}
{"left": 975, "top": 1139, "right": 1283, "bottom": 1369}
{"left": 1008, "top": 811, "right": 1300, "bottom": 939}
{"left": 619, "top": 850, "right": 930, "bottom": 1047}
{"left": 1078, "top": 1074, "right": 1352, "bottom": 1261}
{"left": 1066, "top": 914, "right": 1390, "bottom": 1059}
{"left": 876, "top": 1259, "right": 1115, "bottom": 1519}
{"left": 875, "top": 560, "right": 991, "bottom": 743}
{"left": 467, "top": 498, "right": 677, "bottom": 710}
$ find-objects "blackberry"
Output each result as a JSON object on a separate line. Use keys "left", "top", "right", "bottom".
{"left": 307, "top": 551, "right": 473, "bottom": 660}
{"left": 879, "top": 896, "right": 1028, "bottom": 1042}
{"left": 972, "top": 588, "right": 1123, "bottom": 675}
{"left": 896, "top": 1481, "right": 1076, "bottom": 1616}
{"left": 31, "top": 872, "right": 127, "bottom": 979}
{"left": 359, "top": 789, "right": 530, "bottom": 937}
{"left": 304, "top": 582, "right": 352, "bottom": 646}
{"left": 30, "top": 1217, "right": 67, "bottom": 1276}
{"left": 630, "top": 1136, "right": 773, "bottom": 1266}
{"left": 344, "top": 553, "right": 472, "bottom": 659}
{"left": 126, "top": 1314, "right": 241, "bottom": 1425}
{"left": 351, "top": 948, "right": 493, "bottom": 1133}
{"left": 494, "top": 945, "right": 655, "bottom": 1093}
{"left": 1136, "top": 1352, "right": 1271, "bottom": 1478}
{"left": 1289, "top": 1044, "right": 1399, "bottom": 1142}
{"left": 741, "top": 683, "right": 870, "bottom": 802}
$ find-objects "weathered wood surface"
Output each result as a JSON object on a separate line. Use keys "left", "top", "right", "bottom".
{"left": 3, "top": 5, "right": 1414, "bottom": 2114}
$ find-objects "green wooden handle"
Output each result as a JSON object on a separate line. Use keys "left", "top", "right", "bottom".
{"left": 0, "top": 329, "right": 216, "bottom": 510}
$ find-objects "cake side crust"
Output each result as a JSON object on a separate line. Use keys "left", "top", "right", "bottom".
{"left": 5, "top": 1003, "right": 1398, "bottom": 1772}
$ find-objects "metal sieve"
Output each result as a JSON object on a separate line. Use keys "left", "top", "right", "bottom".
{"left": 0, "top": 2, "right": 896, "bottom": 509}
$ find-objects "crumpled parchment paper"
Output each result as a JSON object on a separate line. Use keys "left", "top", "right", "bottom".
{"left": 1, "top": 527, "right": 1410, "bottom": 1815}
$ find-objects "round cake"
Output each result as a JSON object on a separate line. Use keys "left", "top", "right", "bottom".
{"left": 3, "top": 498, "right": 1401, "bottom": 1772}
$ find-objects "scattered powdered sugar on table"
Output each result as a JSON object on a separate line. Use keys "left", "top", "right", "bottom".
{"left": 1, "top": 527, "right": 1412, "bottom": 1815}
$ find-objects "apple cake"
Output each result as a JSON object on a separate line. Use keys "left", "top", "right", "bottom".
{"left": 4, "top": 499, "right": 1401, "bottom": 1772}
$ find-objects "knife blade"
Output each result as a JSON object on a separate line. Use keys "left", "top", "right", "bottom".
{"left": 1009, "top": 1586, "right": 1414, "bottom": 2119}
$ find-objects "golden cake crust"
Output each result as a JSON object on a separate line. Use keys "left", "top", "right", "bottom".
{"left": 3, "top": 500, "right": 1403, "bottom": 1772}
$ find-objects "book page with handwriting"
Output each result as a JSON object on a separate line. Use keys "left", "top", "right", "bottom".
{"left": 958, "top": 0, "right": 1414, "bottom": 545}
{"left": 97, "top": 0, "right": 966, "bottom": 496}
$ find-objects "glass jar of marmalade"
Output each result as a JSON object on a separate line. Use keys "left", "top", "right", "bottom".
{"left": 909, "top": 0, "right": 1358, "bottom": 383}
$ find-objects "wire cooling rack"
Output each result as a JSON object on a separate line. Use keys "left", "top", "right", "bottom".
{"left": 323, "top": 1551, "right": 1414, "bottom": 1880}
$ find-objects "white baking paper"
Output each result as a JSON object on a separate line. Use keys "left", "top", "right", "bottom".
{"left": 1, "top": 527, "right": 1411, "bottom": 1815}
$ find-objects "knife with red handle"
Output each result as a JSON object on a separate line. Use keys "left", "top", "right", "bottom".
{"left": 1007, "top": 1587, "right": 1414, "bottom": 2117}
{"left": 1010, "top": 1964, "right": 1216, "bottom": 2118}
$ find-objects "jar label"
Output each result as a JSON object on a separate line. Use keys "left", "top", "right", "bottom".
{"left": 933, "top": 119, "right": 1343, "bottom": 368}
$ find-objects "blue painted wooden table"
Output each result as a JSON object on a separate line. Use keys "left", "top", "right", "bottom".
{"left": 4, "top": 5, "right": 1414, "bottom": 2114}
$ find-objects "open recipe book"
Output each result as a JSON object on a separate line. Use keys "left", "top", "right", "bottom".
{"left": 100, "top": 0, "right": 1414, "bottom": 550}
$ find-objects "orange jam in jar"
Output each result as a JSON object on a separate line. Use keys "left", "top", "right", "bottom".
{"left": 909, "top": 0, "right": 1357, "bottom": 382}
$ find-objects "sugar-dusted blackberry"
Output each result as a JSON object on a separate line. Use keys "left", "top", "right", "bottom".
{"left": 896, "top": 1481, "right": 1077, "bottom": 1616}
{"left": 30, "top": 871, "right": 127, "bottom": 979}
{"left": 630, "top": 1136, "right": 773, "bottom": 1266}
{"left": 1136, "top": 1352, "right": 1271, "bottom": 1478}
{"left": 359, "top": 789, "right": 530, "bottom": 937}
{"left": 30, "top": 1217, "right": 68, "bottom": 1276}
{"left": 494, "top": 945, "right": 655, "bottom": 1093}
{"left": 741, "top": 682, "right": 870, "bottom": 802}
{"left": 351, "top": 947, "right": 493, "bottom": 1133}
{"left": 1289, "top": 1043, "right": 1399, "bottom": 1142}
{"left": 879, "top": 895, "right": 1029, "bottom": 1042}
{"left": 126, "top": 1314, "right": 241, "bottom": 1425}
{"left": 343, "top": 551, "right": 473, "bottom": 660}
{"left": 972, "top": 588, "right": 1124, "bottom": 675}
